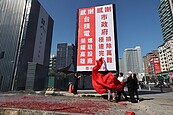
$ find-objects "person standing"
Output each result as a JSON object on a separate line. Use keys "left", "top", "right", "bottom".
{"left": 73, "top": 72, "right": 81, "bottom": 95}
{"left": 116, "top": 72, "right": 128, "bottom": 102}
{"left": 126, "top": 71, "right": 136, "bottom": 103}
{"left": 133, "top": 73, "right": 139, "bottom": 102}
{"left": 104, "top": 72, "right": 117, "bottom": 102}
{"left": 158, "top": 79, "right": 164, "bottom": 92}
{"left": 107, "top": 88, "right": 116, "bottom": 102}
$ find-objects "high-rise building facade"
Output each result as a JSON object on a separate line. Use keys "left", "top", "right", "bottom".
{"left": 56, "top": 43, "right": 75, "bottom": 71}
{"left": 122, "top": 46, "right": 143, "bottom": 75}
{"left": 0, "top": 0, "right": 54, "bottom": 91}
{"left": 158, "top": 0, "right": 173, "bottom": 42}
{"left": 158, "top": 39, "right": 173, "bottom": 72}
{"left": 158, "top": 0, "right": 173, "bottom": 73}
{"left": 119, "top": 58, "right": 124, "bottom": 73}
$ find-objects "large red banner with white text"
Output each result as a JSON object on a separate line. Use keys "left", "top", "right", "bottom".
{"left": 150, "top": 57, "right": 161, "bottom": 73}
{"left": 77, "top": 4, "right": 117, "bottom": 71}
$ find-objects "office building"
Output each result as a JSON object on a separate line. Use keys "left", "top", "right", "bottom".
{"left": 56, "top": 43, "right": 75, "bottom": 71}
{"left": 0, "top": 0, "right": 54, "bottom": 91}
{"left": 122, "top": 46, "right": 143, "bottom": 75}
{"left": 158, "top": 0, "right": 173, "bottom": 42}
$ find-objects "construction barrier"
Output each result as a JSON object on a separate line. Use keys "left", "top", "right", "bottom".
{"left": 45, "top": 88, "right": 56, "bottom": 95}
{"left": 68, "top": 84, "right": 74, "bottom": 93}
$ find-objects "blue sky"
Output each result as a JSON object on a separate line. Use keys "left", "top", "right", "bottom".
{"left": 38, "top": 0, "right": 163, "bottom": 58}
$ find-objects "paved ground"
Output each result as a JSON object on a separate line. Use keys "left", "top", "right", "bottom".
{"left": 0, "top": 89, "right": 173, "bottom": 115}
{"left": 134, "top": 90, "right": 173, "bottom": 115}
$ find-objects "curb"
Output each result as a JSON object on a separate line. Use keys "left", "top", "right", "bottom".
{"left": 45, "top": 91, "right": 107, "bottom": 98}
{"left": 0, "top": 108, "right": 89, "bottom": 115}
{"left": 62, "top": 92, "right": 106, "bottom": 97}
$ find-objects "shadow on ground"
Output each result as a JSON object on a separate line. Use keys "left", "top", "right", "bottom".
{"left": 138, "top": 90, "right": 167, "bottom": 95}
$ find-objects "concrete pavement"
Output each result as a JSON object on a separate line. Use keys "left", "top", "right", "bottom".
{"left": 0, "top": 89, "right": 173, "bottom": 115}
{"left": 54, "top": 89, "right": 173, "bottom": 115}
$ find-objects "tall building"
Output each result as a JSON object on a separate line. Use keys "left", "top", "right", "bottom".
{"left": 144, "top": 50, "right": 161, "bottom": 76}
{"left": 158, "top": 39, "right": 173, "bottom": 72}
{"left": 158, "top": 0, "right": 173, "bottom": 42}
{"left": 122, "top": 46, "right": 143, "bottom": 75}
{"left": 119, "top": 58, "right": 124, "bottom": 73}
{"left": 158, "top": 0, "right": 173, "bottom": 73}
{"left": 56, "top": 43, "right": 75, "bottom": 71}
{"left": 0, "top": 0, "right": 54, "bottom": 91}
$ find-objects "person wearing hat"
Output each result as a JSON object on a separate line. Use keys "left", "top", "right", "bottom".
{"left": 126, "top": 71, "right": 137, "bottom": 103}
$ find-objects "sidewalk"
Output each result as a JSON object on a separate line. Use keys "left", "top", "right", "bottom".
{"left": 53, "top": 90, "right": 107, "bottom": 97}
{"left": 0, "top": 89, "right": 173, "bottom": 115}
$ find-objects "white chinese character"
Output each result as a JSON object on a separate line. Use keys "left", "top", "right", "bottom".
{"left": 84, "top": 30, "right": 90, "bottom": 36}
{"left": 88, "top": 51, "right": 93, "bottom": 56}
{"left": 88, "top": 38, "right": 93, "bottom": 43}
{"left": 84, "top": 16, "right": 90, "bottom": 22}
{"left": 87, "top": 58, "right": 93, "bottom": 64}
{"left": 88, "top": 8, "right": 94, "bottom": 14}
{"left": 88, "top": 44, "right": 93, "bottom": 50}
{"left": 81, "top": 38, "right": 86, "bottom": 43}
{"left": 80, "top": 9, "right": 86, "bottom": 15}
{"left": 80, "top": 58, "right": 85, "bottom": 64}
{"left": 80, "top": 45, "right": 86, "bottom": 50}
{"left": 80, "top": 52, "right": 85, "bottom": 57}
{"left": 84, "top": 23, "right": 90, "bottom": 29}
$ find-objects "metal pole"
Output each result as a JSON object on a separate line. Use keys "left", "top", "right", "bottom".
{"left": 144, "top": 74, "right": 147, "bottom": 84}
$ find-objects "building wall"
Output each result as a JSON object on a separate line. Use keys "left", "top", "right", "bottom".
{"left": 143, "top": 50, "right": 161, "bottom": 76}
{"left": 0, "top": 0, "right": 53, "bottom": 91}
{"left": 0, "top": 0, "right": 27, "bottom": 91}
{"left": 157, "top": 0, "right": 173, "bottom": 75}
{"left": 56, "top": 43, "right": 74, "bottom": 71}
{"left": 57, "top": 43, "right": 67, "bottom": 70}
{"left": 15, "top": 0, "right": 40, "bottom": 90}
{"left": 123, "top": 46, "right": 143, "bottom": 75}
{"left": 25, "top": 62, "right": 48, "bottom": 91}
{"left": 144, "top": 53, "right": 153, "bottom": 75}
{"left": 66, "top": 44, "right": 74, "bottom": 69}
{"left": 136, "top": 46, "right": 143, "bottom": 73}
{"left": 158, "top": 0, "right": 173, "bottom": 41}
{"left": 119, "top": 58, "right": 124, "bottom": 73}
{"left": 158, "top": 39, "right": 173, "bottom": 72}
{"left": 152, "top": 50, "right": 161, "bottom": 74}
{"left": 16, "top": 0, "right": 53, "bottom": 90}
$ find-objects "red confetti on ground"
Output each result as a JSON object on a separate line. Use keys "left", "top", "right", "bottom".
{"left": 0, "top": 95, "right": 110, "bottom": 114}
{"left": 118, "top": 102, "right": 127, "bottom": 107}
{"left": 125, "top": 110, "right": 135, "bottom": 115}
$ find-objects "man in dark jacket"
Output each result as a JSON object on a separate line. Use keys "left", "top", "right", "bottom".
{"left": 73, "top": 72, "right": 81, "bottom": 95}
{"left": 126, "top": 71, "right": 136, "bottom": 103}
